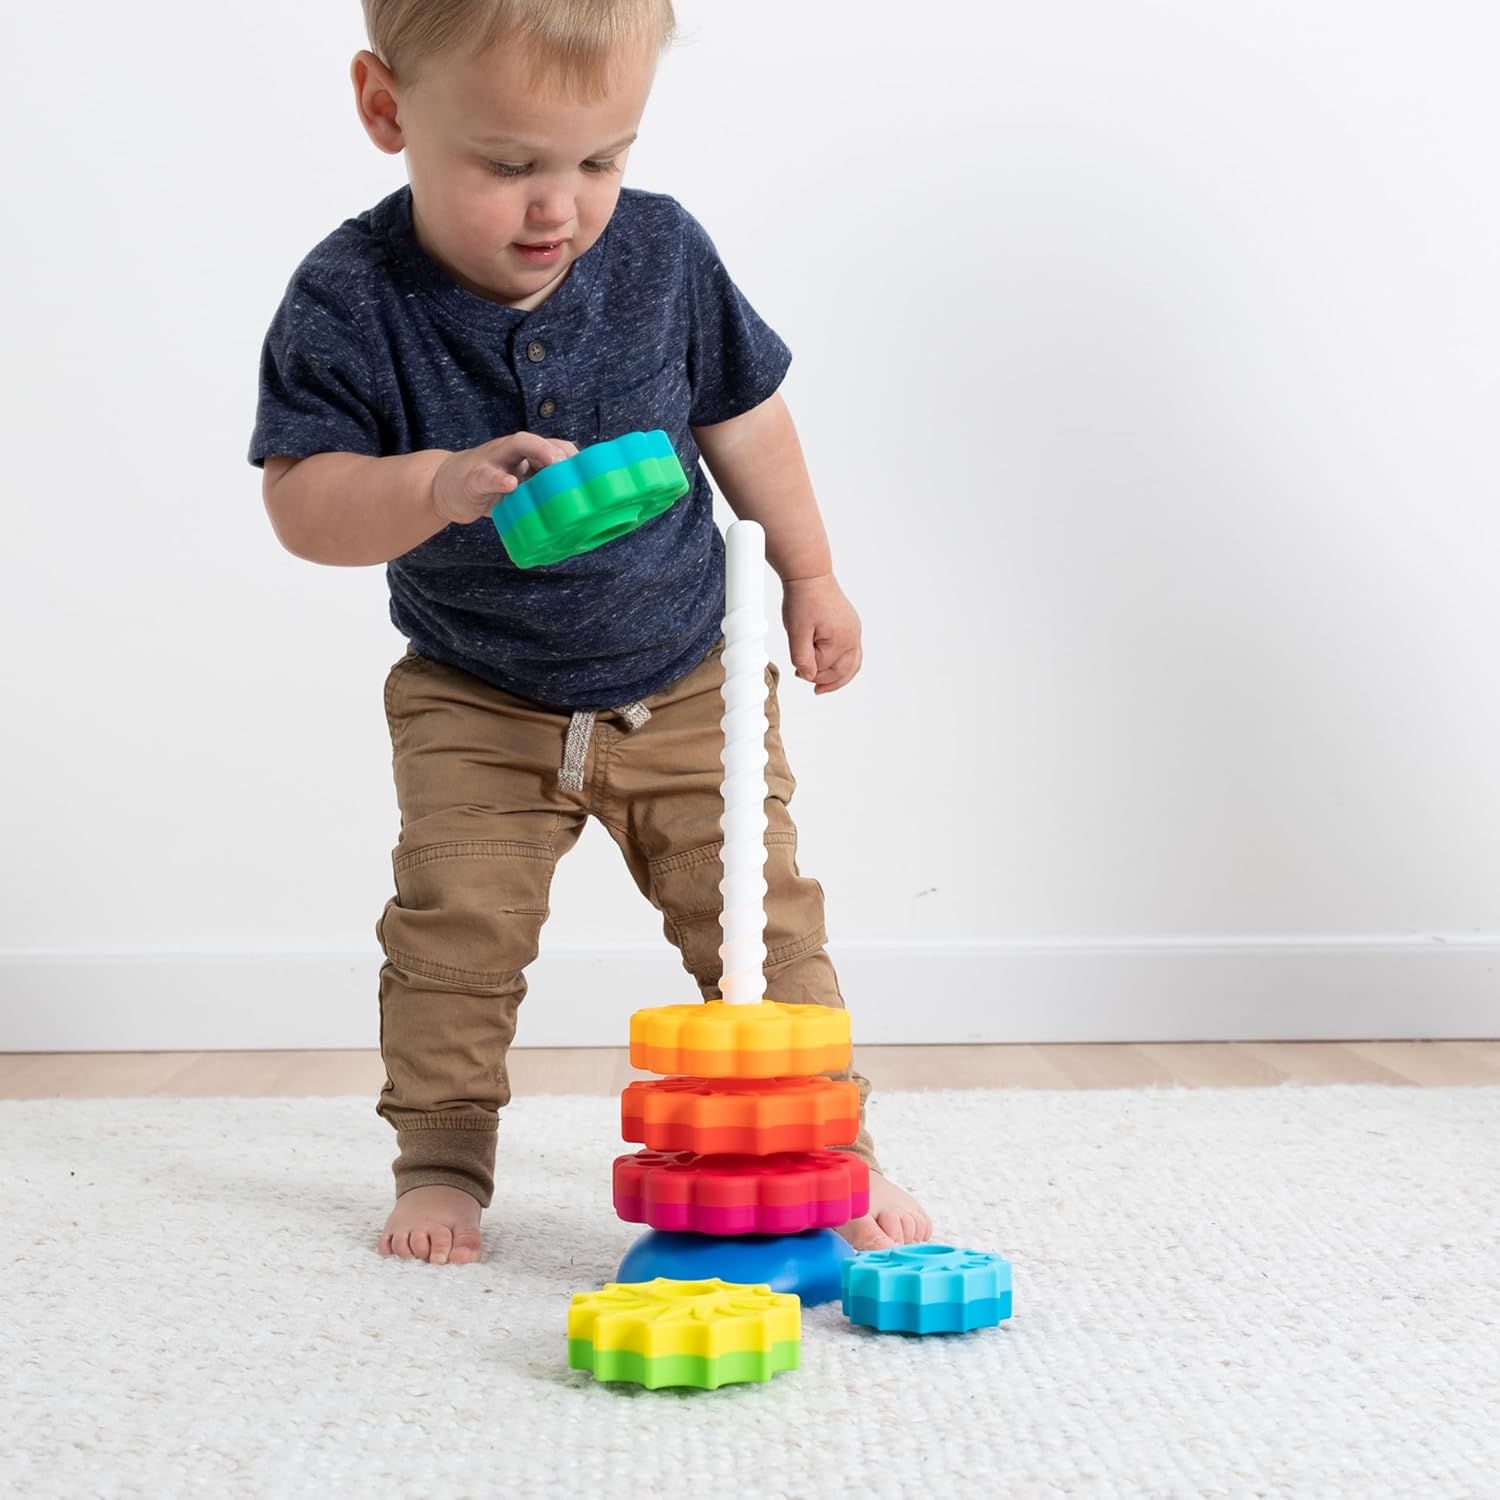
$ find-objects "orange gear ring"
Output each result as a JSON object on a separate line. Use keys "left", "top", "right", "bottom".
{"left": 621, "top": 1075, "right": 860, "bottom": 1155}
{"left": 629, "top": 1000, "right": 852, "bottom": 1078}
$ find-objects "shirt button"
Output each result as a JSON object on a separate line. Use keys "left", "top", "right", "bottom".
{"left": 526, "top": 341, "right": 547, "bottom": 363}
{"left": 538, "top": 397, "right": 558, "bottom": 418}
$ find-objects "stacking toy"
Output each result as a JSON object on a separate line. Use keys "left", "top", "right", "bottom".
{"left": 568, "top": 519, "right": 851, "bottom": 1391}
{"left": 611, "top": 520, "right": 860, "bottom": 1312}
{"left": 566, "top": 519, "right": 1016, "bottom": 1387}
{"left": 568, "top": 1278, "right": 799, "bottom": 1390}
{"left": 491, "top": 429, "right": 689, "bottom": 568}
{"left": 842, "top": 1245, "right": 1014, "bottom": 1334}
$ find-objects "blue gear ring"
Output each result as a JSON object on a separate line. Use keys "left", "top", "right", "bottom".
{"left": 841, "top": 1244, "right": 1014, "bottom": 1333}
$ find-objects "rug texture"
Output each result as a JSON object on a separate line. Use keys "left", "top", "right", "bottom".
{"left": 4, "top": 1086, "right": 1498, "bottom": 1499}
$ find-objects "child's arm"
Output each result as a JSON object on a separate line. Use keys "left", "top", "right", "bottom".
{"left": 262, "top": 433, "right": 577, "bottom": 566}
{"left": 263, "top": 451, "right": 447, "bottom": 566}
{"left": 693, "top": 392, "right": 863, "bottom": 694}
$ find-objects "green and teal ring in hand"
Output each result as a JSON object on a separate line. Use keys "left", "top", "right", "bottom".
{"left": 491, "top": 429, "right": 690, "bottom": 569}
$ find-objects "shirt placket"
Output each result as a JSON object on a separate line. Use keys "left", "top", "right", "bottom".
{"left": 516, "top": 327, "right": 574, "bottom": 440}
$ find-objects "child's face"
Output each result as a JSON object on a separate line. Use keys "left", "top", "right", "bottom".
{"left": 356, "top": 40, "right": 657, "bottom": 309}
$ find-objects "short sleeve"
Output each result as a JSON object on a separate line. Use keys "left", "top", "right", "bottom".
{"left": 680, "top": 208, "right": 792, "bottom": 428}
{"left": 247, "top": 265, "right": 383, "bottom": 467}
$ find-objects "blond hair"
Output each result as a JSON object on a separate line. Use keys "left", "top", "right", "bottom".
{"left": 362, "top": 0, "right": 676, "bottom": 91}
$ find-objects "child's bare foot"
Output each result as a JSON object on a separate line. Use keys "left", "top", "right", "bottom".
{"left": 378, "top": 1184, "right": 483, "bottom": 1265}
{"left": 838, "top": 1172, "right": 934, "bottom": 1251}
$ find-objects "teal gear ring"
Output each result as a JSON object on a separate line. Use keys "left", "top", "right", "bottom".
{"left": 842, "top": 1244, "right": 1014, "bottom": 1334}
{"left": 490, "top": 429, "right": 690, "bottom": 569}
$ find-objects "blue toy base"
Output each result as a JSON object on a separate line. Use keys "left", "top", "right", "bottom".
{"left": 617, "top": 1229, "right": 854, "bottom": 1307}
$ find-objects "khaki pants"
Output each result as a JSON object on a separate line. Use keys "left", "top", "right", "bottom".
{"left": 375, "top": 639, "right": 879, "bottom": 1206}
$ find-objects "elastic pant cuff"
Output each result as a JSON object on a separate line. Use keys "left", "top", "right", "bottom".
{"left": 393, "top": 1122, "right": 498, "bottom": 1208}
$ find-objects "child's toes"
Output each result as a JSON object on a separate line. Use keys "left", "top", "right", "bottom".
{"left": 837, "top": 1214, "right": 895, "bottom": 1252}
{"left": 408, "top": 1229, "right": 432, "bottom": 1261}
{"left": 450, "top": 1228, "right": 483, "bottom": 1264}
{"left": 427, "top": 1226, "right": 454, "bottom": 1265}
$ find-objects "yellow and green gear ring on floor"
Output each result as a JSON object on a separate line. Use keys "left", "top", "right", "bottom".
{"left": 567, "top": 1278, "right": 800, "bottom": 1390}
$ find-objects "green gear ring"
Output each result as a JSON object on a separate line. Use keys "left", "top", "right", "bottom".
{"left": 490, "top": 429, "right": 690, "bottom": 569}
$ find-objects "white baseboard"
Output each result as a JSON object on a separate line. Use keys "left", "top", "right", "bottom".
{"left": 1, "top": 937, "right": 1496, "bottom": 1050}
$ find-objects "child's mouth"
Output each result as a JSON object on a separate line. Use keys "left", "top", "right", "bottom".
{"left": 515, "top": 241, "right": 564, "bottom": 265}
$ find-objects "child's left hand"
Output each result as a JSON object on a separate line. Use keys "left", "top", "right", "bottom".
{"left": 782, "top": 574, "right": 862, "bottom": 694}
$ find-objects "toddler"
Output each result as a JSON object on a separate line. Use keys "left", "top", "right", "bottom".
{"left": 249, "top": 0, "right": 931, "bottom": 1265}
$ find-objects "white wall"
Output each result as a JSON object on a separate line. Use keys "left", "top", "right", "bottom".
{"left": 2, "top": 1, "right": 1497, "bottom": 1049}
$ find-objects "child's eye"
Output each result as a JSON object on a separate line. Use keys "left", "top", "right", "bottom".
{"left": 486, "top": 158, "right": 618, "bottom": 179}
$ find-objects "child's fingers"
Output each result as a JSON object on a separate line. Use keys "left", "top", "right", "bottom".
{"left": 470, "top": 465, "right": 519, "bottom": 504}
{"left": 813, "top": 634, "right": 857, "bottom": 676}
{"left": 486, "top": 431, "right": 575, "bottom": 474}
{"left": 787, "top": 630, "right": 818, "bottom": 680}
{"left": 812, "top": 645, "right": 862, "bottom": 694}
{"left": 471, "top": 434, "right": 577, "bottom": 513}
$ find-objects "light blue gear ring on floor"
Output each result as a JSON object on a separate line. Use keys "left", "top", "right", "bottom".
{"left": 618, "top": 1228, "right": 854, "bottom": 1308}
{"left": 841, "top": 1244, "right": 1014, "bottom": 1333}
{"left": 490, "top": 429, "right": 690, "bottom": 569}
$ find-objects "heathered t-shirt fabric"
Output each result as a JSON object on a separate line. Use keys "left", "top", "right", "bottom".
{"left": 249, "top": 186, "right": 791, "bottom": 708}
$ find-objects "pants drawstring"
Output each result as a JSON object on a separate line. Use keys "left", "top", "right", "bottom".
{"left": 558, "top": 702, "right": 651, "bottom": 791}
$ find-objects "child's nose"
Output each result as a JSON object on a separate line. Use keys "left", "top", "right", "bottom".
{"left": 527, "top": 185, "right": 574, "bottom": 233}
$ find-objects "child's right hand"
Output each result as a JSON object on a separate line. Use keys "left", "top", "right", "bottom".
{"left": 430, "top": 432, "right": 579, "bottom": 525}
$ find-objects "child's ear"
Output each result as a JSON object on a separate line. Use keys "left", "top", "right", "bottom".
{"left": 351, "top": 49, "right": 405, "bottom": 155}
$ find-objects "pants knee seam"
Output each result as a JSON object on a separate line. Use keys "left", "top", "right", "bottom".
{"left": 650, "top": 829, "right": 794, "bottom": 879}
{"left": 383, "top": 945, "right": 528, "bottom": 990}
{"left": 393, "top": 839, "right": 553, "bottom": 874}
{"left": 766, "top": 925, "right": 829, "bottom": 970}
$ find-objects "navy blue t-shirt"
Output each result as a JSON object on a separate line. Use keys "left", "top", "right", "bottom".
{"left": 249, "top": 186, "right": 790, "bottom": 708}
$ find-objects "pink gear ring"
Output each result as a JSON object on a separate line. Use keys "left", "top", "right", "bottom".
{"left": 613, "top": 1149, "right": 870, "bottom": 1235}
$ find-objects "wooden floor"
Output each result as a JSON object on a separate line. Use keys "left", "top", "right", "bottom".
{"left": 1, "top": 1042, "right": 1498, "bottom": 1099}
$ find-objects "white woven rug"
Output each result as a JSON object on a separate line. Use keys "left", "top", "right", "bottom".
{"left": 5, "top": 1086, "right": 1499, "bottom": 1499}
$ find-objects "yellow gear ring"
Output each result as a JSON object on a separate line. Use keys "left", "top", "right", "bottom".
{"left": 629, "top": 999, "right": 852, "bottom": 1078}
{"left": 568, "top": 1278, "right": 800, "bottom": 1389}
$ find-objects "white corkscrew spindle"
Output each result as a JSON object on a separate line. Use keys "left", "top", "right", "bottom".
{"left": 718, "top": 520, "right": 769, "bottom": 1005}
